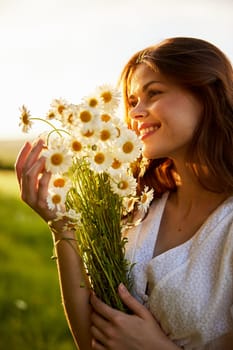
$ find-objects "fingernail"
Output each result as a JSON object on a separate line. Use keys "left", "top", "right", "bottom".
{"left": 119, "top": 283, "right": 127, "bottom": 293}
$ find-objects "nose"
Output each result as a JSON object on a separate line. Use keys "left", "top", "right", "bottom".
{"left": 128, "top": 102, "right": 149, "bottom": 134}
{"left": 129, "top": 101, "right": 149, "bottom": 121}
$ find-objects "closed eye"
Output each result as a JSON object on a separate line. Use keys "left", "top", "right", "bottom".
{"left": 147, "top": 89, "right": 162, "bottom": 98}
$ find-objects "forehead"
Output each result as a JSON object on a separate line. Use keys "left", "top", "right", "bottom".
{"left": 127, "top": 63, "right": 164, "bottom": 96}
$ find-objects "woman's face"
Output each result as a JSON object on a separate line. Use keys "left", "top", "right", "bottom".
{"left": 128, "top": 63, "right": 203, "bottom": 160}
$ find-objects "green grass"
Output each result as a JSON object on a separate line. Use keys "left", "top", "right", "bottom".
{"left": 0, "top": 170, "right": 76, "bottom": 350}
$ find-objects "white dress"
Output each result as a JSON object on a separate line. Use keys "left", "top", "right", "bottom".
{"left": 125, "top": 193, "right": 233, "bottom": 349}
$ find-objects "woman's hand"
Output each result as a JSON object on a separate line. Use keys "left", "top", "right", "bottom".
{"left": 15, "top": 139, "right": 55, "bottom": 222}
{"left": 90, "top": 283, "right": 179, "bottom": 350}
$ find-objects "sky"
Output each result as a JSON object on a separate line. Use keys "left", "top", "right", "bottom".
{"left": 1, "top": 0, "right": 233, "bottom": 140}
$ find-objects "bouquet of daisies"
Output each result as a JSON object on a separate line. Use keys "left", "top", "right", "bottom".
{"left": 19, "top": 84, "right": 154, "bottom": 312}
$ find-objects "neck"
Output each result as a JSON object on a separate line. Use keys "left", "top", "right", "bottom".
{"left": 170, "top": 161, "right": 228, "bottom": 210}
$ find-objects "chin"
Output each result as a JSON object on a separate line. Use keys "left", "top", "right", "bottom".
{"left": 142, "top": 148, "right": 159, "bottom": 159}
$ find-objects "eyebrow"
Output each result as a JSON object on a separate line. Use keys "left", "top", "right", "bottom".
{"left": 128, "top": 80, "right": 163, "bottom": 99}
{"left": 142, "top": 80, "right": 163, "bottom": 92}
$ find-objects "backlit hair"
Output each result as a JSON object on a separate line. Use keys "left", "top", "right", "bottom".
{"left": 120, "top": 37, "right": 233, "bottom": 196}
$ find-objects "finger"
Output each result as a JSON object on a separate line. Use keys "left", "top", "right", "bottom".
{"left": 90, "top": 293, "right": 118, "bottom": 321}
{"left": 15, "top": 142, "right": 32, "bottom": 184}
{"left": 22, "top": 139, "right": 45, "bottom": 172}
{"left": 37, "top": 170, "right": 51, "bottom": 202}
{"left": 21, "top": 159, "right": 55, "bottom": 222}
{"left": 16, "top": 139, "right": 45, "bottom": 189}
{"left": 91, "top": 323, "right": 107, "bottom": 347}
{"left": 20, "top": 159, "right": 55, "bottom": 222}
{"left": 21, "top": 156, "right": 46, "bottom": 205}
{"left": 118, "top": 283, "right": 152, "bottom": 320}
{"left": 91, "top": 338, "right": 105, "bottom": 350}
{"left": 91, "top": 311, "right": 109, "bottom": 334}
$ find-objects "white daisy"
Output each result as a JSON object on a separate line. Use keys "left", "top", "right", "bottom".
{"left": 82, "top": 91, "right": 104, "bottom": 112}
{"left": 65, "top": 208, "right": 81, "bottom": 223}
{"left": 47, "top": 187, "right": 67, "bottom": 211}
{"left": 115, "top": 127, "right": 142, "bottom": 163}
{"left": 122, "top": 196, "right": 138, "bottom": 214}
{"left": 97, "top": 122, "right": 118, "bottom": 146}
{"left": 54, "top": 209, "right": 81, "bottom": 230}
{"left": 19, "top": 105, "right": 33, "bottom": 133}
{"left": 77, "top": 105, "right": 101, "bottom": 133}
{"left": 49, "top": 174, "right": 72, "bottom": 191}
{"left": 50, "top": 98, "right": 69, "bottom": 120}
{"left": 99, "top": 112, "right": 112, "bottom": 123}
{"left": 110, "top": 173, "right": 137, "bottom": 197}
{"left": 80, "top": 128, "right": 100, "bottom": 147}
{"left": 61, "top": 104, "right": 79, "bottom": 129}
{"left": 46, "top": 109, "right": 56, "bottom": 120}
{"left": 69, "top": 132, "right": 87, "bottom": 157}
{"left": 43, "top": 140, "right": 73, "bottom": 174}
{"left": 110, "top": 114, "right": 125, "bottom": 130}
{"left": 108, "top": 158, "right": 128, "bottom": 176}
{"left": 138, "top": 186, "right": 154, "bottom": 214}
{"left": 88, "top": 148, "right": 113, "bottom": 173}
{"left": 97, "top": 84, "right": 121, "bottom": 112}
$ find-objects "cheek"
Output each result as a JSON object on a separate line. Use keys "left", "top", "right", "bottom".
{"left": 180, "top": 94, "right": 203, "bottom": 126}
{"left": 149, "top": 100, "right": 166, "bottom": 119}
{"left": 165, "top": 97, "right": 202, "bottom": 130}
{"left": 153, "top": 97, "right": 175, "bottom": 117}
{"left": 183, "top": 104, "right": 203, "bottom": 133}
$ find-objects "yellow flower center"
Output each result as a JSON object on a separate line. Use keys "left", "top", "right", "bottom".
{"left": 58, "top": 105, "right": 65, "bottom": 114}
{"left": 67, "top": 113, "right": 74, "bottom": 124}
{"left": 118, "top": 180, "right": 128, "bottom": 190}
{"left": 83, "top": 130, "right": 94, "bottom": 137}
{"left": 47, "top": 111, "right": 55, "bottom": 120}
{"left": 52, "top": 194, "right": 62, "bottom": 204}
{"left": 51, "top": 153, "right": 63, "bottom": 166}
{"left": 126, "top": 198, "right": 135, "bottom": 210}
{"left": 89, "top": 98, "right": 98, "bottom": 107}
{"left": 53, "top": 178, "right": 65, "bottom": 187}
{"left": 80, "top": 110, "right": 92, "bottom": 123}
{"left": 100, "top": 129, "right": 111, "bottom": 141}
{"left": 122, "top": 141, "right": 134, "bottom": 154}
{"left": 101, "top": 114, "right": 111, "bottom": 122}
{"left": 141, "top": 193, "right": 147, "bottom": 203}
{"left": 94, "top": 152, "right": 105, "bottom": 164}
{"left": 72, "top": 140, "right": 82, "bottom": 152}
{"left": 22, "top": 113, "right": 30, "bottom": 124}
{"left": 101, "top": 91, "right": 112, "bottom": 103}
{"left": 111, "top": 159, "right": 121, "bottom": 169}
{"left": 116, "top": 127, "right": 120, "bottom": 137}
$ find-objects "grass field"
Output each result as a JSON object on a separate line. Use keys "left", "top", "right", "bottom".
{"left": 0, "top": 139, "right": 26, "bottom": 169}
{"left": 0, "top": 170, "right": 76, "bottom": 350}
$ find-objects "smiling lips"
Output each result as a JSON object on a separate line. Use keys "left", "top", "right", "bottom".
{"left": 139, "top": 125, "right": 160, "bottom": 138}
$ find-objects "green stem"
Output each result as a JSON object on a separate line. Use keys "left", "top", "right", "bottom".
{"left": 30, "top": 117, "right": 61, "bottom": 133}
{"left": 46, "top": 128, "right": 70, "bottom": 145}
{"left": 30, "top": 117, "right": 71, "bottom": 145}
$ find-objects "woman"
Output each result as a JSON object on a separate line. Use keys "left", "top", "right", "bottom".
{"left": 15, "top": 37, "right": 233, "bottom": 349}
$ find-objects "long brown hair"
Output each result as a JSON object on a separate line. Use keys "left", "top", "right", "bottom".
{"left": 120, "top": 37, "right": 233, "bottom": 196}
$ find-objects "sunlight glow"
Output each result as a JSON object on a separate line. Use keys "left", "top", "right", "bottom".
{"left": 1, "top": 0, "right": 232, "bottom": 140}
